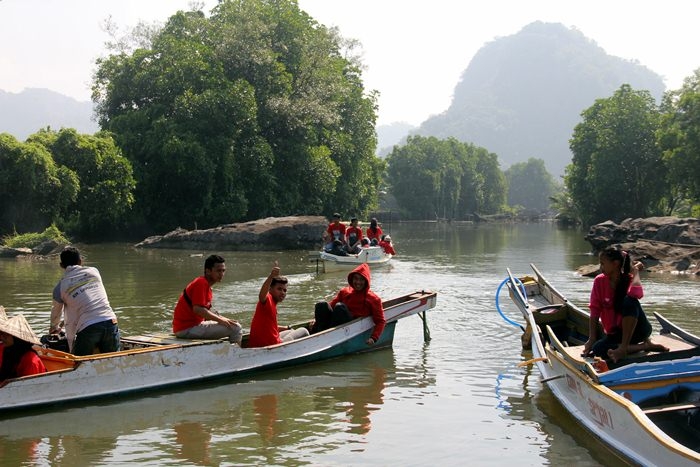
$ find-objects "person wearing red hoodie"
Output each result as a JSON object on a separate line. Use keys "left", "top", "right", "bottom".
{"left": 311, "top": 263, "right": 385, "bottom": 345}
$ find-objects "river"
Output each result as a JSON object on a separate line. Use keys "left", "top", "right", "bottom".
{"left": 0, "top": 222, "right": 698, "bottom": 466}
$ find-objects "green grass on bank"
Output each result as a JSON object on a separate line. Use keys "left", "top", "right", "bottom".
{"left": 2, "top": 225, "right": 69, "bottom": 249}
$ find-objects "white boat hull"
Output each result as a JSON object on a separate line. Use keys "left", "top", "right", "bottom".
{"left": 314, "top": 246, "right": 392, "bottom": 273}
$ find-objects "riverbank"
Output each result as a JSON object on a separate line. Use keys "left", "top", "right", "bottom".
{"left": 582, "top": 217, "right": 700, "bottom": 275}
{"left": 134, "top": 215, "right": 327, "bottom": 251}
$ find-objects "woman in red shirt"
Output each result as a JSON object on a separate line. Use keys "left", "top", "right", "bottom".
{"left": 365, "top": 218, "right": 383, "bottom": 246}
{"left": 0, "top": 314, "right": 47, "bottom": 381}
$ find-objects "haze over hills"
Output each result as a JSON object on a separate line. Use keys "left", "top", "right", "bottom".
{"left": 0, "top": 88, "right": 98, "bottom": 140}
{"left": 411, "top": 21, "right": 665, "bottom": 176}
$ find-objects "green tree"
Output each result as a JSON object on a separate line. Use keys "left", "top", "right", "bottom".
{"left": 93, "top": 1, "right": 381, "bottom": 233}
{"left": 659, "top": 69, "right": 700, "bottom": 207}
{"left": 386, "top": 136, "right": 506, "bottom": 219}
{"left": 27, "top": 129, "right": 136, "bottom": 239}
{"left": 0, "top": 133, "right": 78, "bottom": 235}
{"left": 505, "top": 158, "right": 557, "bottom": 212}
{"left": 566, "top": 84, "right": 666, "bottom": 226}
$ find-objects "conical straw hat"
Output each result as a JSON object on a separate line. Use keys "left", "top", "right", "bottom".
{"left": 0, "top": 306, "right": 7, "bottom": 321}
{"left": 0, "top": 314, "right": 42, "bottom": 345}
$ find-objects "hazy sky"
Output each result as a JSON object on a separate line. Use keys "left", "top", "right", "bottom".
{"left": 1, "top": 0, "right": 697, "bottom": 126}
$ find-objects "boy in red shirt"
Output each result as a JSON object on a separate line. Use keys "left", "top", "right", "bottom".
{"left": 248, "top": 262, "right": 309, "bottom": 347}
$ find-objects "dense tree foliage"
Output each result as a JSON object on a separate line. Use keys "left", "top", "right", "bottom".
{"left": 27, "top": 129, "right": 136, "bottom": 238}
{"left": 659, "top": 69, "right": 700, "bottom": 209}
{"left": 0, "top": 133, "right": 77, "bottom": 234}
{"left": 386, "top": 136, "right": 506, "bottom": 220}
{"left": 93, "top": 0, "right": 382, "bottom": 233}
{"left": 0, "top": 130, "right": 134, "bottom": 238}
{"left": 566, "top": 85, "right": 667, "bottom": 226}
{"left": 504, "top": 158, "right": 557, "bottom": 213}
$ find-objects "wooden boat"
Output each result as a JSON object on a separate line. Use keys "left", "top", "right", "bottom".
{"left": 0, "top": 290, "right": 437, "bottom": 412}
{"left": 504, "top": 264, "right": 700, "bottom": 466}
{"left": 309, "top": 245, "right": 392, "bottom": 273}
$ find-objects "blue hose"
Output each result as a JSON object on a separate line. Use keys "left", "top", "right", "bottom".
{"left": 495, "top": 277, "right": 526, "bottom": 330}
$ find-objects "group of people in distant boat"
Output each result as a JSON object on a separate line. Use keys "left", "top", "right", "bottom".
{"left": 322, "top": 214, "right": 396, "bottom": 256}
{"left": 1, "top": 240, "right": 388, "bottom": 383}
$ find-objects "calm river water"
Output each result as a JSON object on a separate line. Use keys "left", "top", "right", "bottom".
{"left": 0, "top": 222, "right": 698, "bottom": 466}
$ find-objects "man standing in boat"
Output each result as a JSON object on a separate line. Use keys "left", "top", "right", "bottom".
{"left": 172, "top": 254, "right": 242, "bottom": 345}
{"left": 50, "top": 246, "right": 120, "bottom": 355}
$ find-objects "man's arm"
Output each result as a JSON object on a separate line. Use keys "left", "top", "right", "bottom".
{"left": 259, "top": 262, "right": 280, "bottom": 303}
{"left": 49, "top": 300, "right": 63, "bottom": 333}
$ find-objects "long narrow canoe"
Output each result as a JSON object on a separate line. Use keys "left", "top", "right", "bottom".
{"left": 0, "top": 290, "right": 437, "bottom": 412}
{"left": 504, "top": 264, "right": 700, "bottom": 466}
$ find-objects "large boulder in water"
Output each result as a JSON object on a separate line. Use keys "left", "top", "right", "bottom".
{"left": 583, "top": 217, "right": 700, "bottom": 274}
{"left": 135, "top": 216, "right": 327, "bottom": 251}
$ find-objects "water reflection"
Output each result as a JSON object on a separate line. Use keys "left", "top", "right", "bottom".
{"left": 495, "top": 351, "right": 633, "bottom": 467}
{"left": 0, "top": 350, "right": 413, "bottom": 465}
{"left": 173, "top": 422, "right": 213, "bottom": 465}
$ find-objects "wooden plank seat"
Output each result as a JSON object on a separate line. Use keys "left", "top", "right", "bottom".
{"left": 644, "top": 400, "right": 700, "bottom": 415}
{"left": 120, "top": 333, "right": 228, "bottom": 347}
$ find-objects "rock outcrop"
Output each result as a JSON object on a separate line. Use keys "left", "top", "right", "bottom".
{"left": 582, "top": 217, "right": 700, "bottom": 274}
{"left": 0, "top": 240, "right": 63, "bottom": 258}
{"left": 134, "top": 216, "right": 327, "bottom": 251}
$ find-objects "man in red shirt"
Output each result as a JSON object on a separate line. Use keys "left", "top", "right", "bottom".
{"left": 172, "top": 255, "right": 242, "bottom": 344}
{"left": 248, "top": 262, "right": 309, "bottom": 347}
{"left": 323, "top": 213, "right": 346, "bottom": 251}
{"left": 345, "top": 217, "right": 363, "bottom": 254}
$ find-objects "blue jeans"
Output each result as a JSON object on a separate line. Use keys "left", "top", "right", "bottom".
{"left": 73, "top": 319, "right": 120, "bottom": 356}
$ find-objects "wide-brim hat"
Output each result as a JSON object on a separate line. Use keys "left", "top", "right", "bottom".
{"left": 0, "top": 313, "right": 42, "bottom": 345}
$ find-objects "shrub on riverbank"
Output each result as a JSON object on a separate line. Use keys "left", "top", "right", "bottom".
{"left": 2, "top": 224, "right": 69, "bottom": 249}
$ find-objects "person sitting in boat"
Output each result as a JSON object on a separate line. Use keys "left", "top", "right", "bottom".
{"left": 50, "top": 246, "right": 120, "bottom": 355}
{"left": 378, "top": 235, "right": 396, "bottom": 256}
{"left": 365, "top": 218, "right": 383, "bottom": 246}
{"left": 173, "top": 254, "right": 243, "bottom": 345}
{"left": 247, "top": 262, "right": 309, "bottom": 348}
{"left": 345, "top": 217, "right": 363, "bottom": 254}
{"left": 327, "top": 239, "right": 348, "bottom": 256}
{"left": 0, "top": 313, "right": 47, "bottom": 382}
{"left": 582, "top": 247, "right": 669, "bottom": 363}
{"left": 311, "top": 263, "right": 385, "bottom": 346}
{"left": 323, "top": 213, "right": 347, "bottom": 251}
